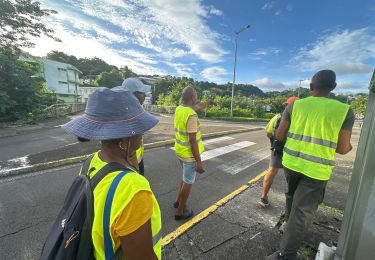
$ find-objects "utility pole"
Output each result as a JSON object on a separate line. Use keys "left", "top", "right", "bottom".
{"left": 230, "top": 24, "right": 251, "bottom": 117}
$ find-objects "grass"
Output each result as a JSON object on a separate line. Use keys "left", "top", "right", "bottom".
{"left": 319, "top": 203, "right": 344, "bottom": 215}
{"left": 300, "top": 244, "right": 317, "bottom": 259}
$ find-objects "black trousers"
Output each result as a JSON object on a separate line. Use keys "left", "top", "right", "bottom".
{"left": 280, "top": 167, "right": 327, "bottom": 259}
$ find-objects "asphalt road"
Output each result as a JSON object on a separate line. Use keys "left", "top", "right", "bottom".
{"left": 0, "top": 114, "right": 264, "bottom": 162}
{"left": 0, "top": 130, "right": 270, "bottom": 260}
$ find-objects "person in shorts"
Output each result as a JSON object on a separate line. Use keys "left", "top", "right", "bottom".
{"left": 173, "top": 86, "right": 214, "bottom": 220}
{"left": 258, "top": 97, "right": 299, "bottom": 208}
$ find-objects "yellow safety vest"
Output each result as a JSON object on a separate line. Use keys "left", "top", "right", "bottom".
{"left": 282, "top": 97, "right": 349, "bottom": 180}
{"left": 136, "top": 137, "right": 144, "bottom": 163}
{"left": 174, "top": 105, "right": 205, "bottom": 158}
{"left": 88, "top": 152, "right": 162, "bottom": 260}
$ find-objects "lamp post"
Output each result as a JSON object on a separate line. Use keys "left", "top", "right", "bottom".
{"left": 230, "top": 24, "right": 251, "bottom": 117}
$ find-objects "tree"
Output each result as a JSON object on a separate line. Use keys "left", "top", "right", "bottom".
{"left": 120, "top": 66, "right": 137, "bottom": 79}
{"left": 47, "top": 51, "right": 118, "bottom": 76}
{"left": 351, "top": 96, "right": 368, "bottom": 116}
{"left": 0, "top": 0, "right": 59, "bottom": 50}
{"left": 0, "top": 50, "right": 56, "bottom": 121}
{"left": 94, "top": 69, "right": 124, "bottom": 88}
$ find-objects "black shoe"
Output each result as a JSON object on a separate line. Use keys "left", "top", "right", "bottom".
{"left": 257, "top": 197, "right": 270, "bottom": 208}
{"left": 175, "top": 209, "right": 194, "bottom": 221}
{"left": 173, "top": 201, "right": 179, "bottom": 208}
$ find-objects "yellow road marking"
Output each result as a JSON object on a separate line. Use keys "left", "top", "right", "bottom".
{"left": 162, "top": 169, "right": 268, "bottom": 246}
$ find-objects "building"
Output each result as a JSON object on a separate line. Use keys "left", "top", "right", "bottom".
{"left": 19, "top": 54, "right": 82, "bottom": 103}
{"left": 41, "top": 59, "right": 82, "bottom": 103}
{"left": 80, "top": 86, "right": 98, "bottom": 103}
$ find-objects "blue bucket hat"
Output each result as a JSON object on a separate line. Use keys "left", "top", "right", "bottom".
{"left": 121, "top": 78, "right": 151, "bottom": 93}
{"left": 63, "top": 87, "right": 158, "bottom": 140}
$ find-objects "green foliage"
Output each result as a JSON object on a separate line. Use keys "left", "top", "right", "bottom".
{"left": 351, "top": 96, "right": 368, "bottom": 116}
{"left": 0, "top": 0, "right": 59, "bottom": 50}
{"left": 47, "top": 51, "right": 120, "bottom": 76}
{"left": 94, "top": 69, "right": 124, "bottom": 88}
{"left": 0, "top": 49, "right": 57, "bottom": 122}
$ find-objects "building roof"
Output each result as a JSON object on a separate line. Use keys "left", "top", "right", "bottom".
{"left": 42, "top": 58, "right": 83, "bottom": 74}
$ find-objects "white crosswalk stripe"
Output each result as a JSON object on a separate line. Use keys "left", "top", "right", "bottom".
{"left": 201, "top": 141, "right": 256, "bottom": 161}
{"left": 217, "top": 147, "right": 270, "bottom": 175}
{"left": 170, "top": 136, "right": 235, "bottom": 151}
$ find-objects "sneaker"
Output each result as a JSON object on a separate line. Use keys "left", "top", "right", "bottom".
{"left": 258, "top": 197, "right": 270, "bottom": 208}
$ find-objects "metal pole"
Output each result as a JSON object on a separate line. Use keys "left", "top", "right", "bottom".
{"left": 230, "top": 24, "right": 250, "bottom": 117}
{"left": 230, "top": 35, "right": 238, "bottom": 117}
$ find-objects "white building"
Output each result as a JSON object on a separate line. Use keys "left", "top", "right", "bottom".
{"left": 80, "top": 86, "right": 98, "bottom": 103}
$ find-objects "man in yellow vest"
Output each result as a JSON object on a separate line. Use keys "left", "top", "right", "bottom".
{"left": 64, "top": 87, "right": 162, "bottom": 259}
{"left": 121, "top": 77, "right": 151, "bottom": 176}
{"left": 173, "top": 86, "right": 214, "bottom": 220}
{"left": 267, "top": 70, "right": 354, "bottom": 260}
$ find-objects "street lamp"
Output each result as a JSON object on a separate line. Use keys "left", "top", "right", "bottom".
{"left": 231, "top": 24, "right": 251, "bottom": 117}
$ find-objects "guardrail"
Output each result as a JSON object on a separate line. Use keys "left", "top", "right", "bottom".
{"left": 144, "top": 105, "right": 176, "bottom": 114}
{"left": 43, "top": 103, "right": 86, "bottom": 118}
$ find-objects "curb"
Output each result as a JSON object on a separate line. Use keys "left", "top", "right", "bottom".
{"left": 162, "top": 169, "right": 268, "bottom": 246}
{"left": 0, "top": 127, "right": 263, "bottom": 178}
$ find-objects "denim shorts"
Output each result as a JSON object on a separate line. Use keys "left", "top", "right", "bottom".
{"left": 179, "top": 160, "right": 197, "bottom": 184}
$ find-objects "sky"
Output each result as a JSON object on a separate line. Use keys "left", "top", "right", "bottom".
{"left": 24, "top": 0, "right": 375, "bottom": 93}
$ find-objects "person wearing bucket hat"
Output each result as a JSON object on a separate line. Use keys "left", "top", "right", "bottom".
{"left": 120, "top": 78, "right": 151, "bottom": 176}
{"left": 63, "top": 87, "right": 162, "bottom": 259}
{"left": 258, "top": 96, "right": 299, "bottom": 209}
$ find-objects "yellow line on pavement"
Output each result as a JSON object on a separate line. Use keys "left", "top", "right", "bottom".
{"left": 162, "top": 169, "right": 268, "bottom": 246}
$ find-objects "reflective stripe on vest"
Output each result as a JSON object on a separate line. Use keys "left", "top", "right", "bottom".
{"left": 282, "top": 97, "right": 349, "bottom": 181}
{"left": 175, "top": 138, "right": 202, "bottom": 146}
{"left": 89, "top": 152, "right": 162, "bottom": 260}
{"left": 287, "top": 132, "right": 337, "bottom": 149}
{"left": 174, "top": 105, "right": 205, "bottom": 158}
{"left": 174, "top": 127, "right": 201, "bottom": 136}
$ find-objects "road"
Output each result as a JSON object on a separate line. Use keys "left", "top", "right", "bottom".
{"left": 0, "top": 130, "right": 270, "bottom": 260}
{"left": 0, "top": 114, "right": 264, "bottom": 167}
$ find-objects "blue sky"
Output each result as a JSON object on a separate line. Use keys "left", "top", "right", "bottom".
{"left": 25, "top": 0, "right": 375, "bottom": 93}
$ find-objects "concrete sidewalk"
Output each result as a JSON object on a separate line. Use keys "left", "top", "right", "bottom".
{"left": 163, "top": 163, "right": 351, "bottom": 260}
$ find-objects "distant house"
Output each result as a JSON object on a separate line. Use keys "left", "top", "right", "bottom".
{"left": 19, "top": 54, "right": 82, "bottom": 103}
{"left": 42, "top": 59, "right": 82, "bottom": 103}
{"left": 80, "top": 86, "right": 98, "bottom": 103}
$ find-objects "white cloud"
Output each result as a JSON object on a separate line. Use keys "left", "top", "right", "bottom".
{"left": 201, "top": 66, "right": 229, "bottom": 83}
{"left": 249, "top": 48, "right": 281, "bottom": 60}
{"left": 293, "top": 28, "right": 375, "bottom": 75}
{"left": 62, "top": 0, "right": 227, "bottom": 63}
{"left": 23, "top": 24, "right": 166, "bottom": 76}
{"left": 337, "top": 81, "right": 366, "bottom": 90}
{"left": 262, "top": 1, "right": 275, "bottom": 10}
{"left": 24, "top": 0, "right": 228, "bottom": 77}
{"left": 251, "top": 77, "right": 286, "bottom": 91}
{"left": 274, "top": 10, "right": 282, "bottom": 16}
{"left": 207, "top": 5, "right": 223, "bottom": 16}
{"left": 164, "top": 61, "right": 194, "bottom": 78}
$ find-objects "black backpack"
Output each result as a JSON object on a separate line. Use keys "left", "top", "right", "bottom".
{"left": 41, "top": 155, "right": 126, "bottom": 260}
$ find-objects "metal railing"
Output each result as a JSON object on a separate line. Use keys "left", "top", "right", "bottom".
{"left": 144, "top": 105, "right": 176, "bottom": 114}
{"left": 43, "top": 103, "right": 86, "bottom": 118}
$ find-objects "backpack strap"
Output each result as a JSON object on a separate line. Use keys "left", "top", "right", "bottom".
{"left": 81, "top": 154, "right": 95, "bottom": 176}
{"left": 103, "top": 169, "right": 132, "bottom": 260}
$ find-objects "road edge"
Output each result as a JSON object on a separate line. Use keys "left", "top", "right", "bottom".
{"left": 0, "top": 127, "right": 263, "bottom": 178}
{"left": 161, "top": 169, "right": 268, "bottom": 246}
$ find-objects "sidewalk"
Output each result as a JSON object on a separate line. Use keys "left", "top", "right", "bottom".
{"left": 163, "top": 162, "right": 352, "bottom": 260}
